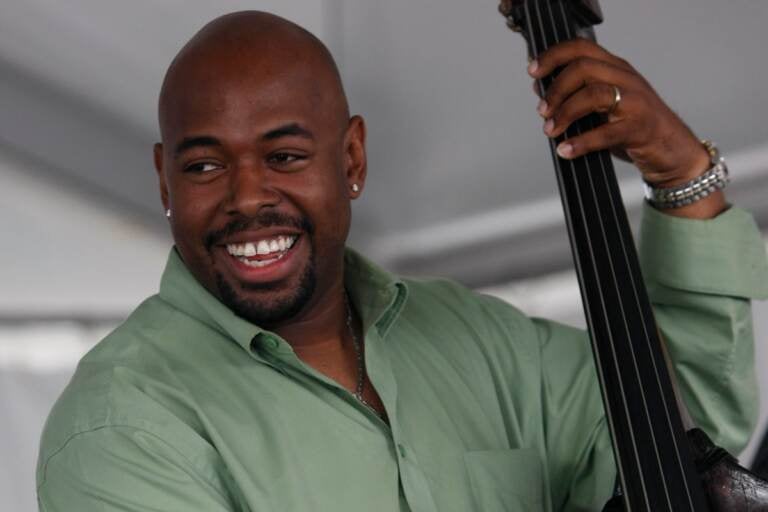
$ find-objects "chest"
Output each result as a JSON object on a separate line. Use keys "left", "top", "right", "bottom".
{"left": 175, "top": 324, "right": 549, "bottom": 511}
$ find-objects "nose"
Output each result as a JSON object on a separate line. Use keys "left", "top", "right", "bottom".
{"left": 224, "top": 161, "right": 281, "bottom": 216}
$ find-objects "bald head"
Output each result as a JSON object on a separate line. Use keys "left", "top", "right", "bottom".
{"left": 152, "top": 11, "right": 367, "bottom": 328}
{"left": 158, "top": 11, "right": 349, "bottom": 138}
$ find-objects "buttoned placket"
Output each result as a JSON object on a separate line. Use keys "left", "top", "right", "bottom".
{"left": 365, "top": 325, "right": 439, "bottom": 512}
{"left": 249, "top": 321, "right": 438, "bottom": 512}
{"left": 250, "top": 331, "right": 390, "bottom": 429}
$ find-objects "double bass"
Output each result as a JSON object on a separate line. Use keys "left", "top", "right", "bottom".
{"left": 497, "top": 1, "right": 768, "bottom": 509}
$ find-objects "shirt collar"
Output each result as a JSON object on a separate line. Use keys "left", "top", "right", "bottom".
{"left": 158, "top": 247, "right": 409, "bottom": 355}
{"left": 344, "top": 247, "right": 409, "bottom": 337}
{"left": 158, "top": 248, "right": 265, "bottom": 353}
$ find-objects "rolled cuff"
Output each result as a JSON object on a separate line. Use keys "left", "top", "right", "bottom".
{"left": 639, "top": 203, "right": 768, "bottom": 299}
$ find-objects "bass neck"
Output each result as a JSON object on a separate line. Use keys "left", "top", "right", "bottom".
{"left": 504, "top": 1, "right": 710, "bottom": 510}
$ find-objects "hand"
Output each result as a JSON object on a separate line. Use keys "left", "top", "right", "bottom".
{"left": 528, "top": 38, "right": 710, "bottom": 188}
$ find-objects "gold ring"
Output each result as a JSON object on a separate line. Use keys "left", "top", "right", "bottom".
{"left": 609, "top": 85, "right": 622, "bottom": 113}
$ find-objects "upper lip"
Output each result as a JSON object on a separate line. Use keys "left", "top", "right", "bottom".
{"left": 216, "top": 228, "right": 302, "bottom": 246}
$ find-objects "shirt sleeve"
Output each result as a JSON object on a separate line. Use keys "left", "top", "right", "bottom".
{"left": 537, "top": 204, "right": 768, "bottom": 511}
{"left": 638, "top": 203, "right": 768, "bottom": 453}
{"left": 37, "top": 426, "right": 237, "bottom": 512}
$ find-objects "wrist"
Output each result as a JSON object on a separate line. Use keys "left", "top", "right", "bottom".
{"left": 644, "top": 140, "right": 730, "bottom": 219}
{"left": 658, "top": 190, "right": 728, "bottom": 220}
{"left": 656, "top": 145, "right": 711, "bottom": 188}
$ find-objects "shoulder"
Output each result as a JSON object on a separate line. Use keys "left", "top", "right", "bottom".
{"left": 400, "top": 275, "right": 594, "bottom": 365}
{"left": 37, "top": 295, "right": 220, "bottom": 486}
{"left": 402, "top": 275, "right": 530, "bottom": 326}
{"left": 399, "top": 276, "right": 542, "bottom": 357}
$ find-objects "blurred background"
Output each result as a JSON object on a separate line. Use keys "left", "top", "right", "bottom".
{"left": 2, "top": 1, "right": 767, "bottom": 510}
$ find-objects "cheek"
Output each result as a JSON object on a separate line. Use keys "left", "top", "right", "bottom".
{"left": 168, "top": 180, "right": 223, "bottom": 252}
{"left": 319, "top": 175, "right": 351, "bottom": 229}
{"left": 294, "top": 172, "right": 350, "bottom": 244}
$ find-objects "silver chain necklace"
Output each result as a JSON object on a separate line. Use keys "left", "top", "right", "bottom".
{"left": 344, "top": 294, "right": 381, "bottom": 417}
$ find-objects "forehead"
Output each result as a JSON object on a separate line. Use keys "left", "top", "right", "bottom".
{"left": 168, "top": 69, "right": 323, "bottom": 131}
{"left": 159, "top": 47, "right": 339, "bottom": 142}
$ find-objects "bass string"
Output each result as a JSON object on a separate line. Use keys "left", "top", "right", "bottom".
{"left": 523, "top": 0, "right": 634, "bottom": 472}
{"left": 543, "top": 2, "right": 683, "bottom": 508}
{"left": 524, "top": 0, "right": 694, "bottom": 509}
{"left": 522, "top": 1, "right": 650, "bottom": 507}
{"left": 538, "top": 2, "right": 658, "bottom": 494}
{"left": 576, "top": 59, "right": 696, "bottom": 512}
{"left": 548, "top": 3, "right": 695, "bottom": 506}
{"left": 519, "top": 7, "right": 613, "bottom": 459}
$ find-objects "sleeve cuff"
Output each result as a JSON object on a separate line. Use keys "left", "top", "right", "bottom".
{"left": 638, "top": 202, "right": 768, "bottom": 299}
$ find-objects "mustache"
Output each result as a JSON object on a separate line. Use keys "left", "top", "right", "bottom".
{"left": 204, "top": 211, "right": 314, "bottom": 249}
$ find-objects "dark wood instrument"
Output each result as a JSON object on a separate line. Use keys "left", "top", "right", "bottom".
{"left": 498, "top": 1, "right": 768, "bottom": 510}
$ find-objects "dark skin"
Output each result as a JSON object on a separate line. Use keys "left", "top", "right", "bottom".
{"left": 154, "top": 12, "right": 384, "bottom": 414}
{"left": 154, "top": 9, "right": 726, "bottom": 419}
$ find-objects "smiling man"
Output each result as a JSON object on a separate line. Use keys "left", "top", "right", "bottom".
{"left": 37, "top": 10, "right": 768, "bottom": 512}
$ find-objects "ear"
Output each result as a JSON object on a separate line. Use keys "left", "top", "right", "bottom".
{"left": 153, "top": 143, "right": 170, "bottom": 211}
{"left": 344, "top": 115, "right": 367, "bottom": 199}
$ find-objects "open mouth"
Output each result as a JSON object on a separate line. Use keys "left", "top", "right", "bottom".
{"left": 225, "top": 234, "right": 298, "bottom": 267}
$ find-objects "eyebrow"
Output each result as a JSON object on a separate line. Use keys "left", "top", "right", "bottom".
{"left": 173, "top": 124, "right": 314, "bottom": 157}
{"left": 174, "top": 136, "right": 222, "bottom": 157}
{"left": 261, "top": 123, "right": 315, "bottom": 141}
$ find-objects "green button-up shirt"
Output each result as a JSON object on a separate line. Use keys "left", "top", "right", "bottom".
{"left": 37, "top": 205, "right": 768, "bottom": 512}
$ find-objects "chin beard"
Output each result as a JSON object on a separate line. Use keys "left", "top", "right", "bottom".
{"left": 215, "top": 257, "right": 317, "bottom": 327}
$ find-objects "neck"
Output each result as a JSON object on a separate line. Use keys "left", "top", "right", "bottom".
{"left": 272, "top": 278, "right": 366, "bottom": 401}
{"left": 271, "top": 279, "right": 349, "bottom": 352}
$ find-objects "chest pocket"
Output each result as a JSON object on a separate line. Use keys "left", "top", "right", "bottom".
{"left": 463, "top": 449, "right": 544, "bottom": 511}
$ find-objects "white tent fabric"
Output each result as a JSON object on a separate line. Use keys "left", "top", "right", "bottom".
{"left": 0, "top": 150, "right": 169, "bottom": 317}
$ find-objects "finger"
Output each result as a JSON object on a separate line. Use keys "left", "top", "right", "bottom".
{"left": 528, "top": 38, "right": 632, "bottom": 79}
{"left": 540, "top": 57, "right": 632, "bottom": 118}
{"left": 556, "top": 120, "right": 633, "bottom": 160}
{"left": 544, "top": 83, "right": 624, "bottom": 137}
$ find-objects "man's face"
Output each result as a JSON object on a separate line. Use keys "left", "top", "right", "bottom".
{"left": 155, "top": 57, "right": 363, "bottom": 327}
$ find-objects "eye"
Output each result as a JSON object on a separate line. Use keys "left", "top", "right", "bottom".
{"left": 267, "top": 152, "right": 305, "bottom": 165}
{"left": 184, "top": 162, "right": 223, "bottom": 173}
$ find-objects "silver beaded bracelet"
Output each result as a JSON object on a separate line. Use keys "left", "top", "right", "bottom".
{"left": 643, "top": 140, "right": 729, "bottom": 209}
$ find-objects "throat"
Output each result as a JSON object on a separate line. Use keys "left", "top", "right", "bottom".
{"left": 291, "top": 332, "right": 387, "bottom": 420}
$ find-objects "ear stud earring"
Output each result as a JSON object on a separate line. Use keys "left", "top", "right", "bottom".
{"left": 165, "top": 209, "right": 171, "bottom": 218}
{"left": 351, "top": 184, "right": 360, "bottom": 193}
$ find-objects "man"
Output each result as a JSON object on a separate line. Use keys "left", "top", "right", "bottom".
{"left": 37, "top": 9, "right": 768, "bottom": 512}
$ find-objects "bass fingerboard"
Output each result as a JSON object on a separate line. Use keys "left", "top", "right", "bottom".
{"left": 509, "top": 1, "right": 710, "bottom": 510}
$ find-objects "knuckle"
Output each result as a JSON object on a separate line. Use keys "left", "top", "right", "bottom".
{"left": 587, "top": 84, "right": 604, "bottom": 101}
{"left": 604, "top": 128, "right": 622, "bottom": 146}
{"left": 573, "top": 37, "right": 591, "bottom": 51}
{"left": 545, "top": 84, "right": 561, "bottom": 103}
{"left": 573, "top": 57, "right": 591, "bottom": 71}
{"left": 629, "top": 93, "right": 651, "bottom": 116}
{"left": 571, "top": 57, "right": 597, "bottom": 77}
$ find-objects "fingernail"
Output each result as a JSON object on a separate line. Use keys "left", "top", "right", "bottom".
{"left": 557, "top": 142, "right": 573, "bottom": 158}
{"left": 537, "top": 99, "right": 548, "bottom": 115}
{"left": 544, "top": 119, "right": 555, "bottom": 135}
{"left": 528, "top": 60, "right": 539, "bottom": 75}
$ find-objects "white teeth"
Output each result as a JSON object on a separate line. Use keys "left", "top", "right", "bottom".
{"left": 256, "top": 240, "right": 270, "bottom": 255}
{"left": 226, "top": 235, "right": 298, "bottom": 258}
{"left": 238, "top": 253, "right": 285, "bottom": 267}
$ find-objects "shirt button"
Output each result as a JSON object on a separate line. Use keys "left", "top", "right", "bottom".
{"left": 397, "top": 444, "right": 407, "bottom": 458}
{"left": 263, "top": 336, "right": 280, "bottom": 350}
